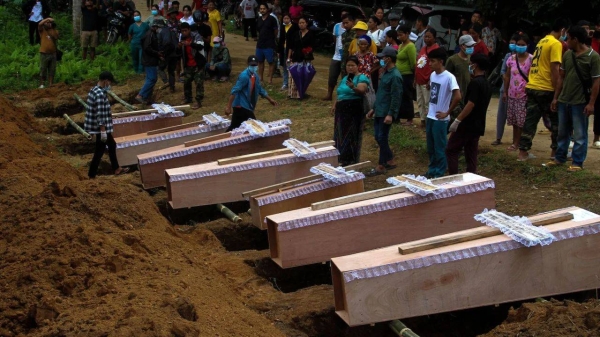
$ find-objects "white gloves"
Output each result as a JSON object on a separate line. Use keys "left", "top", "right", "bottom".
{"left": 101, "top": 131, "right": 107, "bottom": 142}
{"left": 449, "top": 119, "right": 461, "bottom": 133}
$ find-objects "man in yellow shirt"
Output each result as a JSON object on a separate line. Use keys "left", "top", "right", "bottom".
{"left": 518, "top": 19, "right": 567, "bottom": 161}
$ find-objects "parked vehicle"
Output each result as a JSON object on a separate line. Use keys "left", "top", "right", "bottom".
{"left": 385, "top": 2, "right": 474, "bottom": 52}
{"left": 299, "top": 0, "right": 365, "bottom": 51}
{"left": 106, "top": 11, "right": 125, "bottom": 45}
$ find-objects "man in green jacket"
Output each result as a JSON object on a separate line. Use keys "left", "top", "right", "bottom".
{"left": 366, "top": 46, "right": 403, "bottom": 176}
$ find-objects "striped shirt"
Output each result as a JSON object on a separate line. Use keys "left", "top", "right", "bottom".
{"left": 84, "top": 85, "right": 113, "bottom": 134}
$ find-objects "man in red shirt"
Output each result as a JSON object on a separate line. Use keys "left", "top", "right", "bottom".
{"left": 469, "top": 23, "right": 489, "bottom": 56}
{"left": 179, "top": 22, "right": 206, "bottom": 109}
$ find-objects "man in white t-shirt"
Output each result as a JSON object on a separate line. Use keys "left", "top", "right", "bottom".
{"left": 426, "top": 48, "right": 461, "bottom": 178}
{"left": 379, "top": 12, "right": 400, "bottom": 46}
{"left": 323, "top": 10, "right": 350, "bottom": 101}
{"left": 239, "top": 0, "right": 258, "bottom": 41}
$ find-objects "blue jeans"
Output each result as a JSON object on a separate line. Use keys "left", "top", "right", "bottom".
{"left": 556, "top": 103, "right": 588, "bottom": 166}
{"left": 131, "top": 43, "right": 144, "bottom": 74}
{"left": 373, "top": 117, "right": 393, "bottom": 165}
{"left": 139, "top": 66, "right": 158, "bottom": 101}
{"left": 426, "top": 118, "right": 448, "bottom": 178}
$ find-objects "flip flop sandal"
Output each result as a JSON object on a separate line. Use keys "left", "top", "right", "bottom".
{"left": 542, "top": 161, "right": 561, "bottom": 167}
{"left": 517, "top": 153, "right": 536, "bottom": 162}
{"left": 365, "top": 168, "right": 387, "bottom": 177}
{"left": 506, "top": 145, "right": 517, "bottom": 151}
{"left": 567, "top": 165, "right": 582, "bottom": 172}
{"left": 115, "top": 167, "right": 130, "bottom": 175}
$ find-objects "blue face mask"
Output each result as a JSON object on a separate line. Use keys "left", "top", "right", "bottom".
{"left": 379, "top": 59, "right": 386, "bottom": 67}
{"left": 509, "top": 43, "right": 516, "bottom": 52}
{"left": 249, "top": 66, "right": 258, "bottom": 73}
{"left": 515, "top": 45, "right": 527, "bottom": 54}
{"left": 465, "top": 47, "right": 474, "bottom": 55}
{"left": 468, "top": 64, "right": 474, "bottom": 75}
{"left": 134, "top": 15, "right": 141, "bottom": 22}
{"left": 560, "top": 35, "right": 567, "bottom": 41}
{"left": 152, "top": 9, "right": 158, "bottom": 15}
{"left": 213, "top": 43, "right": 220, "bottom": 48}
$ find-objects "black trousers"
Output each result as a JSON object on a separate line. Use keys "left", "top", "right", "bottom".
{"left": 226, "top": 107, "right": 256, "bottom": 131}
{"left": 242, "top": 18, "right": 257, "bottom": 38}
{"left": 595, "top": 96, "right": 600, "bottom": 135}
{"left": 29, "top": 20, "right": 41, "bottom": 45}
{"left": 167, "top": 56, "right": 179, "bottom": 90}
{"left": 88, "top": 133, "right": 120, "bottom": 178}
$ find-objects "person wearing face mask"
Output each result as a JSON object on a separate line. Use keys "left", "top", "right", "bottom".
{"left": 365, "top": 46, "right": 402, "bottom": 176}
{"left": 445, "top": 54, "right": 491, "bottom": 175}
{"left": 136, "top": 19, "right": 164, "bottom": 104}
{"left": 446, "top": 35, "right": 476, "bottom": 122}
{"left": 206, "top": 36, "right": 231, "bottom": 81}
{"left": 225, "top": 55, "right": 278, "bottom": 131}
{"left": 128, "top": 11, "right": 150, "bottom": 74}
{"left": 491, "top": 35, "right": 518, "bottom": 146}
{"left": 85, "top": 71, "right": 129, "bottom": 178}
{"left": 503, "top": 34, "right": 532, "bottom": 152}
{"left": 146, "top": 4, "right": 165, "bottom": 26}
{"left": 517, "top": 19, "right": 567, "bottom": 162}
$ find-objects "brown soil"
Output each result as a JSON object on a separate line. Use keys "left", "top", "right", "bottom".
{"left": 2, "top": 3, "right": 599, "bottom": 335}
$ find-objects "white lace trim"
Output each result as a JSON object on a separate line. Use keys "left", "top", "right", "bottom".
{"left": 256, "top": 172, "right": 365, "bottom": 207}
{"left": 116, "top": 122, "right": 231, "bottom": 149}
{"left": 138, "top": 126, "right": 290, "bottom": 166}
{"left": 310, "top": 163, "right": 362, "bottom": 182}
{"left": 168, "top": 148, "right": 340, "bottom": 182}
{"left": 113, "top": 111, "right": 185, "bottom": 124}
{"left": 151, "top": 103, "right": 178, "bottom": 114}
{"left": 282, "top": 139, "right": 317, "bottom": 158}
{"left": 342, "top": 222, "right": 600, "bottom": 283}
{"left": 275, "top": 180, "right": 496, "bottom": 232}
{"left": 474, "top": 209, "right": 556, "bottom": 247}
{"left": 202, "top": 112, "right": 229, "bottom": 126}
{"left": 387, "top": 174, "right": 446, "bottom": 196}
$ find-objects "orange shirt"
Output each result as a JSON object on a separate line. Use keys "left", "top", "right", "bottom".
{"left": 39, "top": 26, "right": 58, "bottom": 54}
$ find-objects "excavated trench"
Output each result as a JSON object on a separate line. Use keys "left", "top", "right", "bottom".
{"left": 27, "top": 91, "right": 600, "bottom": 337}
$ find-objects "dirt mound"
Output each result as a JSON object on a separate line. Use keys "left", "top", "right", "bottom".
{"left": 481, "top": 299, "right": 600, "bottom": 337}
{"left": 0, "top": 95, "right": 284, "bottom": 336}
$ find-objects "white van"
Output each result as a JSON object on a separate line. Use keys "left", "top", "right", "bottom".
{"left": 385, "top": 2, "right": 474, "bottom": 52}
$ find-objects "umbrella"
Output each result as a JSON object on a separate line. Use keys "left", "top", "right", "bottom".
{"left": 289, "top": 62, "right": 317, "bottom": 99}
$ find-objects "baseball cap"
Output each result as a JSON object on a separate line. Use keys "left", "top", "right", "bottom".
{"left": 353, "top": 21, "right": 368, "bottom": 31}
{"left": 377, "top": 46, "right": 397, "bottom": 58}
{"left": 99, "top": 71, "right": 117, "bottom": 84}
{"left": 459, "top": 34, "right": 476, "bottom": 47}
{"left": 247, "top": 55, "right": 258, "bottom": 66}
{"left": 388, "top": 13, "right": 400, "bottom": 20}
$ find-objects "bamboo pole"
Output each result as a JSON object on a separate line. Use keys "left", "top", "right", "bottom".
{"left": 216, "top": 204, "right": 242, "bottom": 223}
{"left": 73, "top": 93, "right": 90, "bottom": 110}
{"left": 107, "top": 90, "right": 136, "bottom": 111}
{"left": 63, "top": 114, "right": 92, "bottom": 140}
{"left": 112, "top": 105, "right": 190, "bottom": 118}
{"left": 389, "top": 320, "right": 419, "bottom": 337}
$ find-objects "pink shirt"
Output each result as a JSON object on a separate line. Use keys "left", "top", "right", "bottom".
{"left": 289, "top": 5, "right": 302, "bottom": 19}
{"left": 506, "top": 54, "right": 533, "bottom": 98}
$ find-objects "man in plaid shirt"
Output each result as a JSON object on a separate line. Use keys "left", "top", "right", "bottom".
{"left": 84, "top": 71, "right": 129, "bottom": 178}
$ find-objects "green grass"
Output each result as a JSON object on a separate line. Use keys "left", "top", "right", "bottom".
{"left": 0, "top": 4, "right": 135, "bottom": 92}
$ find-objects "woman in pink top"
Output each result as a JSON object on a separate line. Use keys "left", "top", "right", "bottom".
{"left": 288, "top": 0, "right": 303, "bottom": 24}
{"left": 503, "top": 34, "right": 532, "bottom": 151}
{"left": 414, "top": 28, "right": 439, "bottom": 128}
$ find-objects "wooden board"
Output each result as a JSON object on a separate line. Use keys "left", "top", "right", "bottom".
{"left": 115, "top": 124, "right": 226, "bottom": 166}
{"left": 112, "top": 115, "right": 183, "bottom": 138}
{"left": 166, "top": 146, "right": 339, "bottom": 209}
{"left": 331, "top": 207, "right": 600, "bottom": 326}
{"left": 249, "top": 179, "right": 365, "bottom": 230}
{"left": 138, "top": 129, "right": 289, "bottom": 189}
{"left": 266, "top": 174, "right": 495, "bottom": 268}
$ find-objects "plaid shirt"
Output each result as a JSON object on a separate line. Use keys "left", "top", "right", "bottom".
{"left": 84, "top": 85, "right": 113, "bottom": 134}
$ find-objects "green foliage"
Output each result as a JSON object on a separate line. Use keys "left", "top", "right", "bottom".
{"left": 0, "top": 3, "right": 135, "bottom": 92}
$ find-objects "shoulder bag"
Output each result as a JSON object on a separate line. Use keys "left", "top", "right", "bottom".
{"left": 571, "top": 50, "right": 593, "bottom": 102}
{"left": 514, "top": 55, "right": 529, "bottom": 83}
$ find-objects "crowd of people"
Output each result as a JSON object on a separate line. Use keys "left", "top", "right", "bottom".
{"left": 23, "top": 1, "right": 600, "bottom": 178}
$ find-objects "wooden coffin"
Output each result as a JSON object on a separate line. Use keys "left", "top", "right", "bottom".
{"left": 266, "top": 173, "right": 496, "bottom": 268}
{"left": 248, "top": 170, "right": 366, "bottom": 230}
{"left": 165, "top": 143, "right": 339, "bottom": 209}
{"left": 115, "top": 120, "right": 230, "bottom": 166}
{"left": 138, "top": 125, "right": 290, "bottom": 189}
{"left": 331, "top": 206, "right": 600, "bottom": 326}
{"left": 112, "top": 112, "right": 184, "bottom": 138}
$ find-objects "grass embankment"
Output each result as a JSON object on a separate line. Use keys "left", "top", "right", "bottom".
{"left": 0, "top": 3, "right": 135, "bottom": 92}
